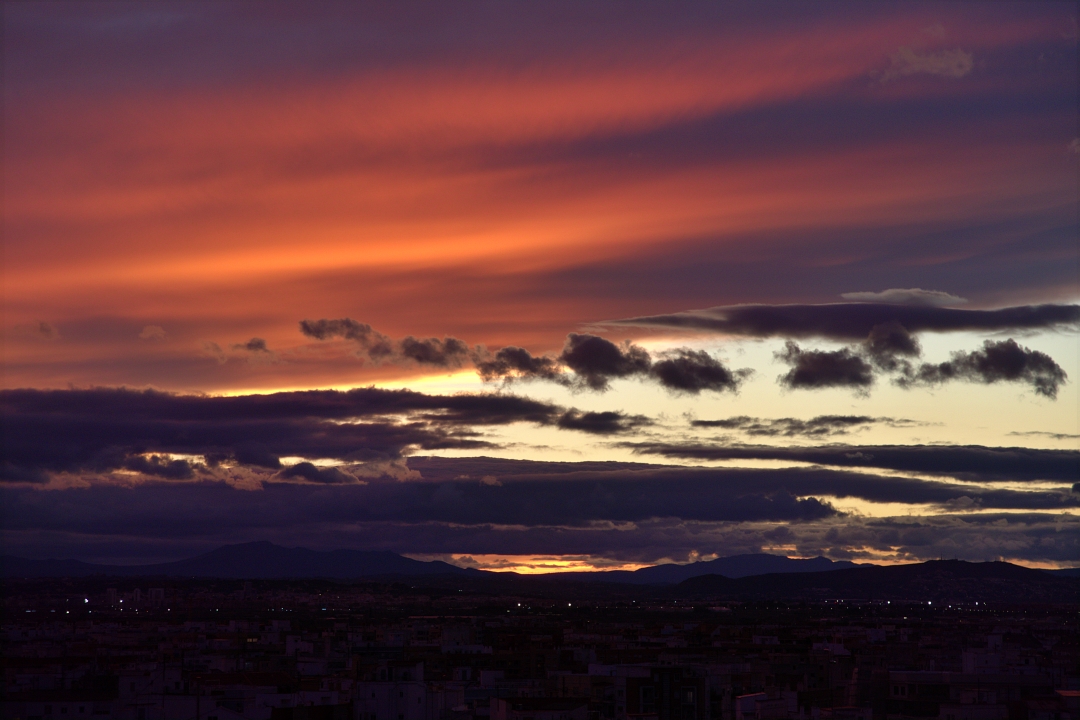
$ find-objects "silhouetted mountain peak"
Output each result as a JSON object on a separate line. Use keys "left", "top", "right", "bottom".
{"left": 2, "top": 542, "right": 474, "bottom": 579}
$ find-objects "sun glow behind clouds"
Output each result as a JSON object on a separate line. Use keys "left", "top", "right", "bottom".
{"left": 406, "top": 554, "right": 653, "bottom": 574}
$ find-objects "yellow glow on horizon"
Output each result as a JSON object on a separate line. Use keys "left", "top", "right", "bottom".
{"left": 406, "top": 552, "right": 1078, "bottom": 573}
{"left": 212, "top": 370, "right": 485, "bottom": 398}
{"left": 407, "top": 554, "right": 654, "bottom": 574}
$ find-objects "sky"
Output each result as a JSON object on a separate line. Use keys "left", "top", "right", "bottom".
{"left": 2, "top": 1, "right": 1078, "bottom": 572}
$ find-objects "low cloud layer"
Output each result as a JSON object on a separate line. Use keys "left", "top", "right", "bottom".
{"left": 403, "top": 458, "right": 1079, "bottom": 511}
{"left": 1, "top": 466, "right": 849, "bottom": 534}
{"left": 691, "top": 415, "right": 920, "bottom": 438}
{"left": 556, "top": 410, "right": 652, "bottom": 435}
{"left": 0, "top": 387, "right": 648, "bottom": 484}
{"left": 2, "top": 457, "right": 1077, "bottom": 566}
{"left": 622, "top": 442, "right": 1080, "bottom": 483}
{"left": 8, "top": 512, "right": 1077, "bottom": 569}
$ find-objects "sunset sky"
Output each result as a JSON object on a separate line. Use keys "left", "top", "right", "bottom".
{"left": 3, "top": 2, "right": 1078, "bottom": 572}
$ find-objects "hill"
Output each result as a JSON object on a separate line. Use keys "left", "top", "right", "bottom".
{"left": 0, "top": 541, "right": 475, "bottom": 579}
{"left": 674, "top": 560, "right": 1080, "bottom": 604}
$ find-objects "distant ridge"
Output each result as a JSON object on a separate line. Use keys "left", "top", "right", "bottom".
{"left": 673, "top": 560, "right": 1080, "bottom": 603}
{"left": 3, "top": 544, "right": 1077, "bottom": 598}
{"left": 1, "top": 546, "right": 858, "bottom": 581}
{"left": 0, "top": 541, "right": 478, "bottom": 579}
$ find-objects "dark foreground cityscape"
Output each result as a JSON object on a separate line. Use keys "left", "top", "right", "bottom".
{"left": 4, "top": 557, "right": 1078, "bottom": 720}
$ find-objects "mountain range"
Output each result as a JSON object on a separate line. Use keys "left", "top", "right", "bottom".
{"left": 674, "top": 559, "right": 1080, "bottom": 604}
{"left": 1, "top": 542, "right": 863, "bottom": 581}
{"left": 0, "top": 541, "right": 476, "bottom": 579}
{"left": 3, "top": 542, "right": 1077, "bottom": 603}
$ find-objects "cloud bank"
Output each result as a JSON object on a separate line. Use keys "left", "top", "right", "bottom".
{"left": 622, "top": 442, "right": 1080, "bottom": 483}
{"left": 0, "top": 387, "right": 649, "bottom": 484}
{"left": 603, "top": 303, "right": 1080, "bottom": 340}
{"left": 300, "top": 309, "right": 1070, "bottom": 398}
{"left": 690, "top": 415, "right": 921, "bottom": 438}
{"left": 305, "top": 320, "right": 752, "bottom": 394}
{"left": 3, "top": 457, "right": 1077, "bottom": 566}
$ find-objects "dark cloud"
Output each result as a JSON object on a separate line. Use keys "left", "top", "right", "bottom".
{"left": 403, "top": 458, "right": 1079, "bottom": 511}
{"left": 0, "top": 386, "right": 568, "bottom": 426}
{"left": 1, "top": 408, "right": 483, "bottom": 482}
{"left": 202, "top": 341, "right": 227, "bottom": 363}
{"left": 475, "top": 346, "right": 564, "bottom": 383}
{"left": 276, "top": 462, "right": 359, "bottom": 485}
{"left": 232, "top": 445, "right": 283, "bottom": 470}
{"left": 233, "top": 337, "right": 271, "bottom": 353}
{"left": 1009, "top": 431, "right": 1079, "bottom": 441}
{"left": 406, "top": 395, "right": 571, "bottom": 428}
{"left": 776, "top": 341, "right": 875, "bottom": 391}
{"left": 862, "top": 321, "right": 920, "bottom": 372}
{"left": 407, "top": 456, "right": 673, "bottom": 480}
{"left": 37, "top": 322, "right": 60, "bottom": 340}
{"left": 559, "top": 333, "right": 652, "bottom": 390}
{"left": 301, "top": 318, "right": 474, "bottom": 368}
{"left": 3, "top": 459, "right": 1077, "bottom": 565}
{"left": 556, "top": 410, "right": 651, "bottom": 435}
{"left": 9, "top": 510, "right": 1077, "bottom": 569}
{"left": 622, "top": 442, "right": 1080, "bottom": 483}
{"left": 629, "top": 321, "right": 923, "bottom": 396}
{"left": 299, "top": 318, "right": 395, "bottom": 359}
{"left": 0, "top": 467, "right": 845, "bottom": 537}
{"left": 122, "top": 455, "right": 195, "bottom": 480}
{"left": 0, "top": 387, "right": 649, "bottom": 483}
{"left": 649, "top": 349, "right": 750, "bottom": 393}
{"left": 775, "top": 327, "right": 1064, "bottom": 398}
{"left": 479, "top": 334, "right": 749, "bottom": 394}
{"left": 300, "top": 318, "right": 377, "bottom": 343}
{"left": 305, "top": 317, "right": 1066, "bottom": 398}
{"left": 0, "top": 463, "right": 48, "bottom": 484}
{"left": 304, "top": 321, "right": 750, "bottom": 394}
{"left": 691, "top": 415, "right": 917, "bottom": 438}
{"left": 304, "top": 315, "right": 481, "bottom": 367}
{"left": 398, "top": 336, "right": 471, "bottom": 368}
{"left": 901, "top": 339, "right": 1068, "bottom": 399}
{"left": 604, "top": 302, "right": 1080, "bottom": 340}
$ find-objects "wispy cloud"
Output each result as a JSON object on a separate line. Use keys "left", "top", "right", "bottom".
{"left": 881, "top": 46, "right": 974, "bottom": 82}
